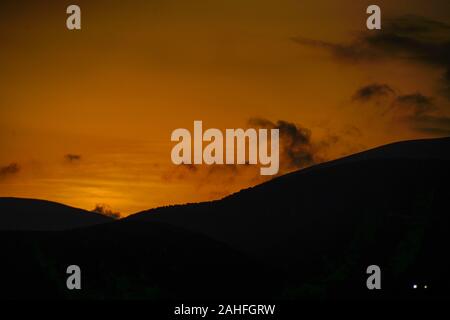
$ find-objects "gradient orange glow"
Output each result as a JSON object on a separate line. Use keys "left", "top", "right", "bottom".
{"left": 1, "top": 0, "right": 449, "bottom": 215}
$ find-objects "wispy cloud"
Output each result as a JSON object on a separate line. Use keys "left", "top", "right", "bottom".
{"left": 352, "top": 83, "right": 450, "bottom": 135}
{"left": 0, "top": 163, "right": 20, "bottom": 180}
{"left": 64, "top": 154, "right": 82, "bottom": 163}
{"left": 352, "top": 83, "right": 396, "bottom": 103}
{"left": 392, "top": 93, "right": 436, "bottom": 117}
{"left": 91, "top": 204, "right": 121, "bottom": 219}
{"left": 293, "top": 15, "right": 450, "bottom": 99}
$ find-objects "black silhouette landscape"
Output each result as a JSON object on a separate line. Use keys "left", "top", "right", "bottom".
{"left": 0, "top": 198, "right": 113, "bottom": 231}
{"left": 1, "top": 137, "right": 449, "bottom": 300}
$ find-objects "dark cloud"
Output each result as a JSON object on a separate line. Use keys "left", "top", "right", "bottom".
{"left": 410, "top": 114, "right": 450, "bottom": 135}
{"left": 0, "top": 163, "right": 20, "bottom": 179}
{"left": 393, "top": 93, "right": 436, "bottom": 116}
{"left": 352, "top": 83, "right": 450, "bottom": 136}
{"left": 442, "top": 68, "right": 450, "bottom": 99}
{"left": 341, "top": 125, "right": 363, "bottom": 138}
{"left": 162, "top": 119, "right": 364, "bottom": 195}
{"left": 386, "top": 15, "right": 450, "bottom": 36}
{"left": 291, "top": 36, "right": 377, "bottom": 62}
{"left": 353, "top": 84, "right": 436, "bottom": 118}
{"left": 183, "top": 164, "right": 198, "bottom": 172}
{"left": 163, "top": 119, "right": 325, "bottom": 185}
{"left": 297, "top": 14, "right": 450, "bottom": 135}
{"left": 248, "top": 118, "right": 317, "bottom": 170}
{"left": 162, "top": 162, "right": 242, "bottom": 188}
{"left": 293, "top": 15, "right": 450, "bottom": 64}
{"left": 91, "top": 204, "right": 121, "bottom": 219}
{"left": 248, "top": 119, "right": 366, "bottom": 171}
{"left": 64, "top": 154, "right": 82, "bottom": 163}
{"left": 293, "top": 15, "right": 450, "bottom": 98}
{"left": 352, "top": 83, "right": 395, "bottom": 102}
{"left": 162, "top": 164, "right": 198, "bottom": 181}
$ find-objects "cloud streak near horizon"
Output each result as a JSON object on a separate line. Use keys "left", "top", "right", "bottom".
{"left": 352, "top": 83, "right": 450, "bottom": 135}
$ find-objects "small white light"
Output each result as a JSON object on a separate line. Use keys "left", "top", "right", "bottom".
{"left": 413, "top": 284, "right": 417, "bottom": 289}
{"left": 424, "top": 285, "right": 427, "bottom": 289}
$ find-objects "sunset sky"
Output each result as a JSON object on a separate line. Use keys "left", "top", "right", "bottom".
{"left": 1, "top": 0, "right": 449, "bottom": 215}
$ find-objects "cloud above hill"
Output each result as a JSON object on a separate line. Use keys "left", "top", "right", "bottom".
{"left": 292, "top": 15, "right": 450, "bottom": 99}
{"left": 162, "top": 118, "right": 357, "bottom": 199}
{"left": 352, "top": 83, "right": 450, "bottom": 135}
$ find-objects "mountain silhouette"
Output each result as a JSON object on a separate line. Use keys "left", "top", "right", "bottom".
{"left": 0, "top": 198, "right": 113, "bottom": 230}
{"left": 1, "top": 137, "right": 449, "bottom": 299}
{"left": 128, "top": 137, "right": 450, "bottom": 257}
{"left": 127, "top": 137, "right": 450, "bottom": 298}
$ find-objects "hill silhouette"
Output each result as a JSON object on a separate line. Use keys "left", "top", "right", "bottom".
{"left": 128, "top": 137, "right": 450, "bottom": 256}
{"left": 0, "top": 198, "right": 113, "bottom": 231}
{"left": 1, "top": 137, "right": 449, "bottom": 299}
{"left": 0, "top": 220, "right": 278, "bottom": 299}
{"left": 127, "top": 137, "right": 450, "bottom": 298}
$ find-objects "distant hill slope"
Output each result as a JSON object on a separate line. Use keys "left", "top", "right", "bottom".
{"left": 0, "top": 198, "right": 113, "bottom": 231}
{"left": 327, "top": 136, "right": 450, "bottom": 162}
{"left": 128, "top": 137, "right": 450, "bottom": 255}
{"left": 127, "top": 137, "right": 450, "bottom": 297}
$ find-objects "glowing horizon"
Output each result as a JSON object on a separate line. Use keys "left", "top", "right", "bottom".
{"left": 1, "top": 0, "right": 449, "bottom": 216}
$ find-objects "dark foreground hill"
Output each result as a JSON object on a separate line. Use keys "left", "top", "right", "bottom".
{"left": 0, "top": 198, "right": 112, "bottom": 230}
{"left": 0, "top": 220, "right": 278, "bottom": 300}
{"left": 127, "top": 137, "right": 450, "bottom": 299}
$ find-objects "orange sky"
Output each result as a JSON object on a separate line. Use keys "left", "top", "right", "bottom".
{"left": 1, "top": 0, "right": 449, "bottom": 215}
